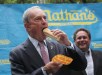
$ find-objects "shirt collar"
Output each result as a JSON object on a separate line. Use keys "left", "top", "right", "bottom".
{"left": 84, "top": 48, "right": 91, "bottom": 55}
{"left": 28, "top": 35, "right": 47, "bottom": 47}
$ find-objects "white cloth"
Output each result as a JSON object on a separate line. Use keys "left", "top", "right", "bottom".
{"left": 85, "top": 49, "right": 94, "bottom": 75}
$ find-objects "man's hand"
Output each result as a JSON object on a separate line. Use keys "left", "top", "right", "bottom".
{"left": 51, "top": 29, "right": 71, "bottom": 46}
{"left": 43, "top": 61, "right": 63, "bottom": 74}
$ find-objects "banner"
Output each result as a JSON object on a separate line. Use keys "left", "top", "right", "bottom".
{"left": 0, "top": 3, "right": 102, "bottom": 75}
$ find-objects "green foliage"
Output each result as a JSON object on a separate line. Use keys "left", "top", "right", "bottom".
{"left": 0, "top": 0, "right": 37, "bottom": 4}
{"left": 0, "top": 0, "right": 102, "bottom": 4}
{"left": 97, "top": 0, "right": 102, "bottom": 2}
{"left": 0, "top": 0, "right": 17, "bottom": 4}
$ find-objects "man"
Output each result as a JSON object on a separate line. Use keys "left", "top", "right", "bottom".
{"left": 9, "top": 6, "right": 86, "bottom": 75}
{"left": 70, "top": 28, "right": 102, "bottom": 75}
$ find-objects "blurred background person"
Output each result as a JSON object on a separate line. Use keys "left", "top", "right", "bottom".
{"left": 70, "top": 28, "right": 102, "bottom": 75}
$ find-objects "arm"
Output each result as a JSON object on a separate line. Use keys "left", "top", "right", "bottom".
{"left": 65, "top": 46, "right": 87, "bottom": 71}
{"left": 52, "top": 29, "right": 87, "bottom": 70}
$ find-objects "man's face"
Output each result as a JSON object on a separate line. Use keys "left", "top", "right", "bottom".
{"left": 74, "top": 31, "right": 90, "bottom": 51}
{"left": 25, "top": 8, "right": 48, "bottom": 41}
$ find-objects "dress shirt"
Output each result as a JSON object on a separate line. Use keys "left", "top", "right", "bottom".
{"left": 28, "top": 36, "right": 49, "bottom": 58}
{"left": 28, "top": 36, "right": 50, "bottom": 75}
{"left": 85, "top": 49, "right": 94, "bottom": 75}
{"left": 71, "top": 43, "right": 94, "bottom": 75}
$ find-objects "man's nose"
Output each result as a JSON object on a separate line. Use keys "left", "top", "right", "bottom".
{"left": 80, "top": 37, "right": 84, "bottom": 41}
{"left": 41, "top": 18, "right": 47, "bottom": 26}
{"left": 42, "top": 18, "right": 46, "bottom": 22}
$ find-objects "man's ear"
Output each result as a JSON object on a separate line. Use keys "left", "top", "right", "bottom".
{"left": 24, "top": 23, "right": 30, "bottom": 29}
{"left": 24, "top": 23, "right": 31, "bottom": 31}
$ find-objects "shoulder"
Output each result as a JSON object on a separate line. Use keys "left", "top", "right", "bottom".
{"left": 92, "top": 50, "right": 102, "bottom": 58}
{"left": 10, "top": 39, "right": 31, "bottom": 54}
{"left": 92, "top": 50, "right": 102, "bottom": 54}
{"left": 10, "top": 43, "right": 25, "bottom": 57}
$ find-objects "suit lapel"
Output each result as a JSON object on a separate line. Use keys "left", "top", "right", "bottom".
{"left": 91, "top": 50, "right": 98, "bottom": 75}
{"left": 24, "top": 39, "right": 57, "bottom": 68}
{"left": 24, "top": 39, "right": 45, "bottom": 68}
{"left": 46, "top": 41, "right": 57, "bottom": 61}
{"left": 82, "top": 70, "right": 87, "bottom": 75}
{"left": 81, "top": 50, "right": 98, "bottom": 75}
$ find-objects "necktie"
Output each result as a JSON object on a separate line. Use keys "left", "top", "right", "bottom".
{"left": 39, "top": 42, "right": 50, "bottom": 64}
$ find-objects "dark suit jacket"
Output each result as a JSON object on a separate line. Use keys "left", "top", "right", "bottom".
{"left": 70, "top": 50, "right": 102, "bottom": 75}
{"left": 9, "top": 38, "right": 87, "bottom": 75}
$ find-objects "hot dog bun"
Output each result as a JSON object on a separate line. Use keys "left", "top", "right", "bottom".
{"left": 43, "top": 28, "right": 60, "bottom": 41}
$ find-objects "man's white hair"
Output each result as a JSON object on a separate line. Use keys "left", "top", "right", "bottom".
{"left": 22, "top": 6, "right": 41, "bottom": 23}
